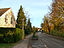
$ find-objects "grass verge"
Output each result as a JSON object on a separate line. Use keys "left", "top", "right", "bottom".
{"left": 0, "top": 43, "right": 15, "bottom": 48}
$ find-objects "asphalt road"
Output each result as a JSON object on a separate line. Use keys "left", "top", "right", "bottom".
{"left": 39, "top": 32, "right": 64, "bottom": 48}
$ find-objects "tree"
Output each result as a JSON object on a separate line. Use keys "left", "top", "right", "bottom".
{"left": 32, "top": 26, "right": 36, "bottom": 32}
{"left": 16, "top": 5, "right": 26, "bottom": 29}
{"left": 43, "top": 16, "right": 50, "bottom": 33}
{"left": 16, "top": 5, "right": 26, "bottom": 39}
{"left": 41, "top": 23, "right": 43, "bottom": 28}
{"left": 32, "top": 26, "right": 36, "bottom": 37}
{"left": 50, "top": 0, "right": 64, "bottom": 28}
{"left": 42, "top": 0, "right": 64, "bottom": 36}
{"left": 25, "top": 18, "right": 32, "bottom": 35}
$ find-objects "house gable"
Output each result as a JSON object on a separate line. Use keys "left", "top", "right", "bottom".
{"left": 0, "top": 8, "right": 16, "bottom": 28}
{"left": 0, "top": 8, "right": 10, "bottom": 16}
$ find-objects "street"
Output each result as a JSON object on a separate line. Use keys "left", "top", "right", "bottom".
{"left": 38, "top": 32, "right": 64, "bottom": 48}
{"left": 13, "top": 32, "right": 64, "bottom": 48}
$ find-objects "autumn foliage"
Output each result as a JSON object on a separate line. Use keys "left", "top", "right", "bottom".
{"left": 42, "top": 0, "right": 64, "bottom": 37}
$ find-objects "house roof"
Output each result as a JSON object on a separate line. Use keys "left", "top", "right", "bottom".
{"left": 0, "top": 8, "right": 10, "bottom": 16}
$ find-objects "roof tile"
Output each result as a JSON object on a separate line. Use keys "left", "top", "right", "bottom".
{"left": 0, "top": 8, "right": 10, "bottom": 16}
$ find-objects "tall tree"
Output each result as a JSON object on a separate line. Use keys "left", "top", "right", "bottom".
{"left": 25, "top": 18, "right": 32, "bottom": 34}
{"left": 50, "top": 0, "right": 64, "bottom": 28}
{"left": 43, "top": 16, "right": 50, "bottom": 33}
{"left": 16, "top": 5, "right": 26, "bottom": 29}
{"left": 41, "top": 23, "right": 43, "bottom": 28}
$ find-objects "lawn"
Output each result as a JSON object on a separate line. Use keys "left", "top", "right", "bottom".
{"left": 0, "top": 40, "right": 23, "bottom": 48}
{"left": 0, "top": 43, "right": 15, "bottom": 48}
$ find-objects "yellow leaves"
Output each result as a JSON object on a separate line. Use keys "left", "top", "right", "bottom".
{"left": 47, "top": 29, "right": 49, "bottom": 32}
{"left": 42, "top": 0, "right": 64, "bottom": 34}
{"left": 49, "top": 23, "right": 54, "bottom": 31}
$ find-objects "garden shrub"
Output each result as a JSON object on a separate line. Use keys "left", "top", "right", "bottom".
{"left": 0, "top": 34, "right": 4, "bottom": 43}
{"left": 0, "top": 28, "right": 25, "bottom": 43}
{"left": 60, "top": 32, "right": 64, "bottom": 37}
{"left": 14, "top": 28, "right": 25, "bottom": 41}
{"left": 0, "top": 28, "right": 15, "bottom": 43}
{"left": 33, "top": 31, "right": 36, "bottom": 37}
{"left": 3, "top": 31, "right": 14, "bottom": 43}
{"left": 0, "top": 28, "right": 15, "bottom": 34}
{"left": 49, "top": 29, "right": 64, "bottom": 38}
{"left": 32, "top": 31, "right": 38, "bottom": 40}
{"left": 61, "top": 33, "right": 64, "bottom": 37}
{"left": 14, "top": 28, "right": 21, "bottom": 42}
{"left": 3, "top": 28, "right": 24, "bottom": 43}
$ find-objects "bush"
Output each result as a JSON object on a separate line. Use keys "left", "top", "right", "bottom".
{"left": 32, "top": 31, "right": 38, "bottom": 40}
{"left": 25, "top": 28, "right": 31, "bottom": 35}
{"left": 50, "top": 29, "right": 64, "bottom": 38}
{"left": 0, "top": 34, "right": 4, "bottom": 43}
{"left": 14, "top": 28, "right": 25, "bottom": 41}
{"left": 3, "top": 31, "right": 14, "bottom": 43}
{"left": 14, "top": 28, "right": 22, "bottom": 42}
{"left": 50, "top": 29, "right": 58, "bottom": 36}
{"left": 0, "top": 28, "right": 25, "bottom": 43}
{"left": 0, "top": 28, "right": 16, "bottom": 43}
{"left": 3, "top": 28, "right": 23, "bottom": 43}
{"left": 61, "top": 33, "right": 64, "bottom": 37}
{"left": 33, "top": 31, "right": 36, "bottom": 37}
{"left": 0, "top": 28, "right": 15, "bottom": 34}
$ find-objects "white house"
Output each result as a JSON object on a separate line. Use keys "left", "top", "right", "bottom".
{"left": 0, "top": 8, "right": 16, "bottom": 28}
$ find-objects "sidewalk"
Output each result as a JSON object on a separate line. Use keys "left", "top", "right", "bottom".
{"left": 13, "top": 39, "right": 28, "bottom": 48}
{"left": 12, "top": 34, "right": 33, "bottom": 48}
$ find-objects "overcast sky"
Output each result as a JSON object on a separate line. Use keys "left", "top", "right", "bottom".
{"left": 0, "top": 0, "right": 52, "bottom": 28}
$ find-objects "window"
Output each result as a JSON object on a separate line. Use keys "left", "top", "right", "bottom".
{"left": 5, "top": 14, "right": 8, "bottom": 24}
{"left": 11, "top": 17, "right": 13, "bottom": 24}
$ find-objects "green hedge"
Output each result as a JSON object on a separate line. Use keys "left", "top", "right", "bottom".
{"left": 3, "top": 31, "right": 14, "bottom": 43}
{"left": 50, "top": 29, "right": 64, "bottom": 37}
{"left": 0, "top": 28, "right": 25, "bottom": 43}
{"left": 14, "top": 28, "right": 22, "bottom": 42}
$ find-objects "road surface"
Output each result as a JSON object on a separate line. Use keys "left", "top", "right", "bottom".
{"left": 13, "top": 32, "right": 64, "bottom": 48}
{"left": 39, "top": 32, "right": 64, "bottom": 48}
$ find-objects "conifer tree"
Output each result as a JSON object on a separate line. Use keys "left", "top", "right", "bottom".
{"left": 16, "top": 5, "right": 26, "bottom": 29}
{"left": 25, "top": 18, "right": 32, "bottom": 34}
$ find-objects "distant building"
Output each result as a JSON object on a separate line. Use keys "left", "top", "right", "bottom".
{"left": 37, "top": 28, "right": 41, "bottom": 32}
{"left": 0, "top": 8, "right": 16, "bottom": 28}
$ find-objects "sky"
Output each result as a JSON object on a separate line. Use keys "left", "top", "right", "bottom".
{"left": 0, "top": 0, "right": 52, "bottom": 28}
